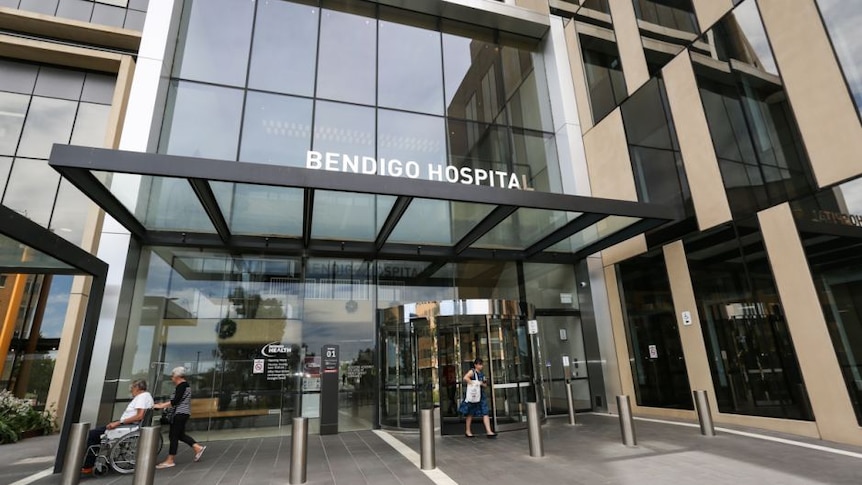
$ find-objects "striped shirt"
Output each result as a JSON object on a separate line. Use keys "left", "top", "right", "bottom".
{"left": 170, "top": 381, "right": 192, "bottom": 416}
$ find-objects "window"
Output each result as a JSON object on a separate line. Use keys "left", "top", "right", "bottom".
{"left": 580, "top": 35, "right": 627, "bottom": 124}
{"left": 632, "top": 0, "right": 699, "bottom": 34}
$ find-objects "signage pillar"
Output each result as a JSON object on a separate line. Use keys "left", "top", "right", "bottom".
{"left": 320, "top": 344, "right": 339, "bottom": 435}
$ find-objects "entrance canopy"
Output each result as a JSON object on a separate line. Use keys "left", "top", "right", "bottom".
{"left": 49, "top": 145, "right": 677, "bottom": 263}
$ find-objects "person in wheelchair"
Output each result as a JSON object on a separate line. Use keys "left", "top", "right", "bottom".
{"left": 81, "top": 379, "right": 154, "bottom": 475}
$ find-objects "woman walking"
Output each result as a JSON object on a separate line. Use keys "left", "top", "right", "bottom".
{"left": 153, "top": 366, "right": 206, "bottom": 468}
{"left": 459, "top": 358, "right": 497, "bottom": 438}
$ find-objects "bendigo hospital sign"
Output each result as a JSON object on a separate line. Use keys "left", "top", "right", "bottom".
{"left": 306, "top": 150, "right": 534, "bottom": 190}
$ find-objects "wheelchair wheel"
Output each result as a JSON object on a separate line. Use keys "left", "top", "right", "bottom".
{"left": 93, "top": 460, "right": 109, "bottom": 477}
{"left": 108, "top": 433, "right": 139, "bottom": 474}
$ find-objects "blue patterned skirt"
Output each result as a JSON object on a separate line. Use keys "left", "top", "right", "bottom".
{"left": 459, "top": 396, "right": 489, "bottom": 417}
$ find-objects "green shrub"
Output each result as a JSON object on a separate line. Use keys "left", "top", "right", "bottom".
{"left": 0, "top": 390, "right": 56, "bottom": 444}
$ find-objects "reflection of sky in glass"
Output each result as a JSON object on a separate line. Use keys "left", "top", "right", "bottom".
{"left": 817, "top": 0, "right": 862, "bottom": 115}
{"left": 41, "top": 276, "right": 73, "bottom": 338}
{"left": 838, "top": 177, "right": 862, "bottom": 214}
{"left": 730, "top": 0, "right": 777, "bottom": 75}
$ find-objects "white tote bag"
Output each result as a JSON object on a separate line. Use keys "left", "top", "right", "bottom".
{"left": 465, "top": 381, "right": 481, "bottom": 403}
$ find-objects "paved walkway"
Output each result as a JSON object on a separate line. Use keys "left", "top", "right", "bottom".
{"left": 4, "top": 413, "right": 862, "bottom": 484}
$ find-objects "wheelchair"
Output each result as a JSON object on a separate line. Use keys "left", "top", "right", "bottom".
{"left": 86, "top": 409, "right": 164, "bottom": 476}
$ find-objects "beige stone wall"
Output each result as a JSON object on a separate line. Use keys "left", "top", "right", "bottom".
{"left": 662, "top": 52, "right": 732, "bottom": 230}
{"left": 758, "top": 0, "right": 862, "bottom": 187}
{"left": 607, "top": 0, "right": 649, "bottom": 93}
{"left": 690, "top": 0, "right": 733, "bottom": 32}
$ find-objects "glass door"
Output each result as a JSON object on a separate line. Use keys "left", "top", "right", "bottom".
{"left": 488, "top": 317, "right": 533, "bottom": 430}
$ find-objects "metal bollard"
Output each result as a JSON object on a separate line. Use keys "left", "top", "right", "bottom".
{"left": 419, "top": 408, "right": 436, "bottom": 470}
{"left": 616, "top": 395, "right": 637, "bottom": 446}
{"left": 132, "top": 426, "right": 161, "bottom": 485}
{"left": 61, "top": 422, "right": 90, "bottom": 485}
{"left": 693, "top": 390, "right": 716, "bottom": 437}
{"left": 526, "top": 402, "right": 544, "bottom": 457}
{"left": 289, "top": 417, "right": 309, "bottom": 484}
{"left": 565, "top": 381, "right": 577, "bottom": 426}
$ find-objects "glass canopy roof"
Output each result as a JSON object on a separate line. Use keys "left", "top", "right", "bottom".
{"left": 50, "top": 146, "right": 678, "bottom": 264}
{"left": 0, "top": 202, "right": 107, "bottom": 275}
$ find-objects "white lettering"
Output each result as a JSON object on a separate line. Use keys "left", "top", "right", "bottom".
{"left": 460, "top": 166, "right": 474, "bottom": 185}
{"left": 307, "top": 151, "right": 531, "bottom": 191}
{"left": 444, "top": 166, "right": 459, "bottom": 183}
{"left": 343, "top": 154, "right": 359, "bottom": 173}
{"left": 508, "top": 173, "right": 521, "bottom": 189}
{"left": 474, "top": 169, "right": 488, "bottom": 185}
{"left": 325, "top": 152, "right": 339, "bottom": 171}
{"left": 428, "top": 163, "right": 443, "bottom": 181}
{"left": 362, "top": 156, "right": 377, "bottom": 174}
{"left": 496, "top": 171, "right": 507, "bottom": 187}
{"left": 307, "top": 150, "right": 322, "bottom": 169}
{"left": 405, "top": 161, "right": 420, "bottom": 179}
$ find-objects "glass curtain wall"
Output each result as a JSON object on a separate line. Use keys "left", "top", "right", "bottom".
{"left": 161, "top": 0, "right": 560, "bottom": 193}
{"left": 116, "top": 250, "right": 590, "bottom": 435}
{"left": 686, "top": 221, "right": 813, "bottom": 420}
{"left": 580, "top": 33, "right": 627, "bottom": 124}
{"left": 631, "top": 0, "right": 699, "bottom": 34}
{"left": 620, "top": 77, "right": 692, "bottom": 217}
{"left": 617, "top": 251, "right": 692, "bottom": 409}
{"left": 0, "top": 57, "right": 114, "bottom": 412}
{"left": 0, "top": 275, "right": 74, "bottom": 408}
{"left": 3, "top": 0, "right": 147, "bottom": 30}
{"left": 0, "top": 58, "right": 115, "bottom": 247}
{"left": 792, "top": 177, "right": 862, "bottom": 425}
{"left": 693, "top": 0, "right": 815, "bottom": 217}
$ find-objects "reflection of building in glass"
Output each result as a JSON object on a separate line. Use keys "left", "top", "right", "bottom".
{"left": 3, "top": 0, "right": 862, "bottom": 466}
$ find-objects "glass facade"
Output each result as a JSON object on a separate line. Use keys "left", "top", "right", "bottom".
{"left": 580, "top": 33, "right": 627, "bottom": 124}
{"left": 618, "top": 251, "right": 692, "bottom": 409}
{"left": 112, "top": 246, "right": 587, "bottom": 436}
{"left": 621, "top": 77, "right": 692, "bottom": 216}
{"left": 1, "top": 0, "right": 148, "bottom": 30}
{"left": 160, "top": 0, "right": 560, "bottom": 192}
{"left": 793, "top": 177, "right": 862, "bottom": 425}
{"left": 694, "top": 0, "right": 815, "bottom": 217}
{"left": 0, "top": 58, "right": 114, "bottom": 412}
{"left": 0, "top": 58, "right": 114, "bottom": 246}
{"left": 632, "top": 0, "right": 699, "bottom": 34}
{"left": 686, "top": 222, "right": 813, "bottom": 420}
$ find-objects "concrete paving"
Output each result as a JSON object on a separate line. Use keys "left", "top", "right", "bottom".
{"left": 4, "top": 413, "right": 862, "bottom": 485}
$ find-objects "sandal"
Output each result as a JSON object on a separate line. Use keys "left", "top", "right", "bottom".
{"left": 155, "top": 462, "right": 175, "bottom": 469}
{"left": 194, "top": 445, "right": 207, "bottom": 462}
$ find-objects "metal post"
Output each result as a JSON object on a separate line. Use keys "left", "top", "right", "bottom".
{"left": 419, "top": 408, "right": 436, "bottom": 470}
{"left": 526, "top": 402, "right": 544, "bottom": 457}
{"left": 616, "top": 395, "right": 637, "bottom": 446}
{"left": 132, "top": 426, "right": 160, "bottom": 485}
{"left": 289, "top": 417, "right": 308, "bottom": 484}
{"left": 60, "top": 422, "right": 89, "bottom": 485}
{"left": 565, "top": 381, "right": 577, "bottom": 426}
{"left": 693, "top": 390, "right": 716, "bottom": 437}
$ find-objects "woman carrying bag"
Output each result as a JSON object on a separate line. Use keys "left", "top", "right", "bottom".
{"left": 153, "top": 366, "right": 207, "bottom": 468}
{"left": 458, "top": 358, "right": 497, "bottom": 438}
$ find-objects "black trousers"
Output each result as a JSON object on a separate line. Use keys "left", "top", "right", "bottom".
{"left": 168, "top": 414, "right": 197, "bottom": 455}
{"left": 83, "top": 426, "right": 107, "bottom": 468}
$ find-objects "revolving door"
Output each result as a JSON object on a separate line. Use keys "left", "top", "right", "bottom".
{"left": 380, "top": 300, "right": 537, "bottom": 434}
